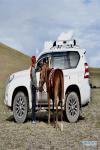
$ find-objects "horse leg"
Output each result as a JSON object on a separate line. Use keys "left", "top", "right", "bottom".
{"left": 61, "top": 101, "right": 63, "bottom": 131}
{"left": 55, "top": 98, "right": 58, "bottom": 129}
{"left": 61, "top": 101, "right": 63, "bottom": 122}
{"left": 61, "top": 73, "right": 64, "bottom": 110}
{"left": 48, "top": 94, "right": 50, "bottom": 124}
{"left": 53, "top": 99, "right": 56, "bottom": 127}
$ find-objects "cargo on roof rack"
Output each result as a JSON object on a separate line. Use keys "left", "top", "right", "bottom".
{"left": 53, "top": 39, "right": 76, "bottom": 48}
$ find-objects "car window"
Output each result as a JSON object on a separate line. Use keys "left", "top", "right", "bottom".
{"left": 51, "top": 51, "right": 80, "bottom": 69}
{"left": 68, "top": 51, "right": 80, "bottom": 68}
{"left": 52, "top": 56, "right": 65, "bottom": 69}
{"left": 51, "top": 52, "right": 69, "bottom": 69}
{"left": 36, "top": 53, "right": 50, "bottom": 72}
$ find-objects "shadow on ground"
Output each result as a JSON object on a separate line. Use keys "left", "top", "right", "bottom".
{"left": 6, "top": 110, "right": 85, "bottom": 124}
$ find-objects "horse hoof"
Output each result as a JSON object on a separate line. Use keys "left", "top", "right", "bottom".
{"left": 48, "top": 121, "right": 50, "bottom": 124}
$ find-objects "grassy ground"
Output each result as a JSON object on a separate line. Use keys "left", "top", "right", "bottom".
{"left": 0, "top": 89, "right": 100, "bottom": 150}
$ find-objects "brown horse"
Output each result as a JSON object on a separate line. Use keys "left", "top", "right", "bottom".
{"left": 39, "top": 67, "right": 64, "bottom": 128}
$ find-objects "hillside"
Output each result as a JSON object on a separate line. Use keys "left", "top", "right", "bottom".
{"left": 89, "top": 67, "right": 100, "bottom": 74}
{"left": 0, "top": 43, "right": 31, "bottom": 88}
{"left": 89, "top": 67, "right": 100, "bottom": 88}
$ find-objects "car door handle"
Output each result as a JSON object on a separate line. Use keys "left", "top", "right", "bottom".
{"left": 65, "top": 75, "right": 68, "bottom": 77}
{"left": 65, "top": 75, "right": 70, "bottom": 79}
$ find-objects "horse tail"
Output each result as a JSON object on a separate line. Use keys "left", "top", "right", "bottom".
{"left": 59, "top": 70, "right": 64, "bottom": 103}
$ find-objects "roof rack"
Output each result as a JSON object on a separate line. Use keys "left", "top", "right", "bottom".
{"left": 53, "top": 39, "right": 76, "bottom": 48}
{"left": 44, "top": 39, "right": 78, "bottom": 50}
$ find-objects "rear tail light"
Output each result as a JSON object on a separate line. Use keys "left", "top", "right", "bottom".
{"left": 84, "top": 63, "right": 89, "bottom": 78}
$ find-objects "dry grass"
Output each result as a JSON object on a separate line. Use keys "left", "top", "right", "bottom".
{"left": 89, "top": 67, "right": 100, "bottom": 88}
{"left": 0, "top": 88, "right": 100, "bottom": 150}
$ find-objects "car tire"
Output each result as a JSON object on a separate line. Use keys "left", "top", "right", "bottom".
{"left": 13, "top": 92, "right": 28, "bottom": 123}
{"left": 65, "top": 92, "right": 80, "bottom": 123}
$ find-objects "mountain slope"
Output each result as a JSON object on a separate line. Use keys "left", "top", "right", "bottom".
{"left": 89, "top": 67, "right": 100, "bottom": 88}
{"left": 0, "top": 43, "right": 31, "bottom": 88}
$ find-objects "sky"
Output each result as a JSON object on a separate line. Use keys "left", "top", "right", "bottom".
{"left": 0, "top": 0, "right": 100, "bottom": 67}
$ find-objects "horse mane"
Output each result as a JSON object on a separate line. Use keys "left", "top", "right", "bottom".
{"left": 47, "top": 68, "right": 52, "bottom": 77}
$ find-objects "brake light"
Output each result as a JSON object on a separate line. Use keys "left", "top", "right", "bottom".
{"left": 84, "top": 63, "right": 89, "bottom": 78}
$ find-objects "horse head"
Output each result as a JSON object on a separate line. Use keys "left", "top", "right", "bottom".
{"left": 39, "top": 69, "right": 46, "bottom": 88}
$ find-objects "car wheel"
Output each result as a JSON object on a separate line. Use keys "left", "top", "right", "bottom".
{"left": 13, "top": 92, "right": 28, "bottom": 123}
{"left": 65, "top": 92, "right": 80, "bottom": 123}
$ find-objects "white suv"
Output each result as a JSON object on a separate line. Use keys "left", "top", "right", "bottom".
{"left": 4, "top": 39, "right": 91, "bottom": 123}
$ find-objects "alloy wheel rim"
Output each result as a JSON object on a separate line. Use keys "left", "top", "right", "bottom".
{"left": 68, "top": 97, "right": 78, "bottom": 116}
{"left": 15, "top": 96, "right": 25, "bottom": 118}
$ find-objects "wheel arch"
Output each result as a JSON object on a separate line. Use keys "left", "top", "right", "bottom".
{"left": 11, "top": 86, "right": 29, "bottom": 110}
{"left": 65, "top": 84, "right": 81, "bottom": 107}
